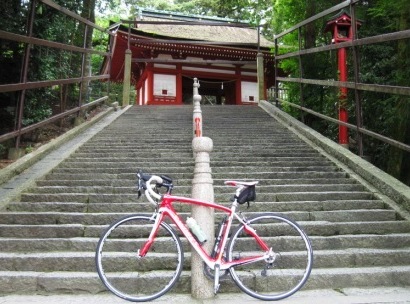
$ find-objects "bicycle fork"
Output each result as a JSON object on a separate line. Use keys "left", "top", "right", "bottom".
{"left": 210, "top": 216, "right": 228, "bottom": 294}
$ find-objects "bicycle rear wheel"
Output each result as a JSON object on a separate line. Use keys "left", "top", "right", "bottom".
{"left": 227, "top": 213, "right": 313, "bottom": 301}
{"left": 95, "top": 214, "right": 184, "bottom": 302}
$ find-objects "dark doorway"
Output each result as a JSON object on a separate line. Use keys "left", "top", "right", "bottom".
{"left": 182, "top": 76, "right": 236, "bottom": 105}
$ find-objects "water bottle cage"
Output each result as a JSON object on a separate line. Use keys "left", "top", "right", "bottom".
{"left": 186, "top": 217, "right": 207, "bottom": 244}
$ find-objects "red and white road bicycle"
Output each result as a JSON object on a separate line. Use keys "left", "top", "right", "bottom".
{"left": 95, "top": 170, "right": 313, "bottom": 302}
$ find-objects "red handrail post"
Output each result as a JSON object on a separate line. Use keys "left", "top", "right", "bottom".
{"left": 325, "top": 10, "right": 362, "bottom": 148}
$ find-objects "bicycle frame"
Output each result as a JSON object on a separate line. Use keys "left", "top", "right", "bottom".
{"left": 97, "top": 174, "right": 313, "bottom": 301}
{"left": 138, "top": 194, "right": 271, "bottom": 271}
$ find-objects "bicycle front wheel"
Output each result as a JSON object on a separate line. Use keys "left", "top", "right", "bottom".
{"left": 227, "top": 213, "right": 313, "bottom": 301}
{"left": 95, "top": 214, "right": 184, "bottom": 302}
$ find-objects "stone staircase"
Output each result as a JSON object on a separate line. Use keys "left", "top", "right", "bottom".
{"left": 201, "top": 106, "right": 410, "bottom": 290}
{"left": 0, "top": 104, "right": 410, "bottom": 295}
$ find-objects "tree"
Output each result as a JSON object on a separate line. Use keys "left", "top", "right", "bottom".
{"left": 369, "top": 0, "right": 410, "bottom": 183}
{"left": 0, "top": 1, "right": 29, "bottom": 134}
{"left": 271, "top": 0, "right": 410, "bottom": 185}
{"left": 80, "top": 0, "right": 96, "bottom": 107}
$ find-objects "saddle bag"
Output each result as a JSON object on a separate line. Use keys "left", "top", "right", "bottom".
{"left": 236, "top": 185, "right": 256, "bottom": 206}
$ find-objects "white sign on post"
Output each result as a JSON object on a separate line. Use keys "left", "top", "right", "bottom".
{"left": 241, "top": 81, "right": 258, "bottom": 102}
{"left": 154, "top": 74, "right": 176, "bottom": 96}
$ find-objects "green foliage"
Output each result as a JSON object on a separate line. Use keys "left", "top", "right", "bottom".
{"left": 273, "top": 0, "right": 305, "bottom": 34}
{"left": 114, "top": 0, "right": 275, "bottom": 29}
{"left": 22, "top": 93, "right": 52, "bottom": 127}
{"left": 1, "top": 0, "right": 408, "bottom": 183}
{"left": 270, "top": 0, "right": 410, "bottom": 184}
{"left": 367, "top": 0, "right": 410, "bottom": 30}
{"left": 25, "top": 145, "right": 33, "bottom": 154}
{"left": 0, "top": 1, "right": 28, "bottom": 86}
{"left": 0, "top": 0, "right": 29, "bottom": 34}
{"left": 0, "top": 144, "right": 7, "bottom": 158}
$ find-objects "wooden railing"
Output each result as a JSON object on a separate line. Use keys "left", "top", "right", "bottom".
{"left": 0, "top": 0, "right": 113, "bottom": 150}
{"left": 273, "top": 0, "right": 410, "bottom": 156}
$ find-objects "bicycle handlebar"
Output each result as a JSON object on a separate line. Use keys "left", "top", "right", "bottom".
{"left": 138, "top": 169, "right": 258, "bottom": 208}
{"left": 137, "top": 170, "right": 174, "bottom": 206}
{"left": 146, "top": 175, "right": 163, "bottom": 203}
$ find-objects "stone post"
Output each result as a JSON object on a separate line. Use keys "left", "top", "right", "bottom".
{"left": 193, "top": 78, "right": 202, "bottom": 137}
{"left": 122, "top": 49, "right": 132, "bottom": 107}
{"left": 191, "top": 136, "right": 215, "bottom": 299}
{"left": 257, "top": 52, "right": 265, "bottom": 102}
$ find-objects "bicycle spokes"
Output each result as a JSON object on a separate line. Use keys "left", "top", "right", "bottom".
{"left": 227, "top": 213, "right": 313, "bottom": 301}
{"left": 96, "top": 215, "right": 184, "bottom": 302}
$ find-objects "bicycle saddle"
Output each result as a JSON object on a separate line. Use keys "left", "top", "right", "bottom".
{"left": 224, "top": 180, "right": 259, "bottom": 187}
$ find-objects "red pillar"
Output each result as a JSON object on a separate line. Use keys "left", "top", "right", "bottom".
{"left": 147, "top": 63, "right": 154, "bottom": 105}
{"left": 235, "top": 66, "right": 242, "bottom": 105}
{"left": 338, "top": 47, "right": 349, "bottom": 147}
{"left": 176, "top": 64, "right": 183, "bottom": 104}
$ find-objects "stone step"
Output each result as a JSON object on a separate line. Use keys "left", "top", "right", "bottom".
{"left": 6, "top": 200, "right": 387, "bottom": 214}
{"left": 212, "top": 166, "right": 339, "bottom": 173}
{"left": 1, "top": 266, "right": 410, "bottom": 294}
{"left": 70, "top": 150, "right": 321, "bottom": 158}
{"left": 39, "top": 171, "right": 347, "bottom": 182}
{"left": 82, "top": 138, "right": 306, "bottom": 145}
{"left": 19, "top": 191, "right": 375, "bottom": 203}
{"left": 56, "top": 160, "right": 333, "bottom": 169}
{"left": 211, "top": 146, "right": 316, "bottom": 153}
{"left": 76, "top": 147, "right": 192, "bottom": 153}
{"left": 301, "top": 220, "right": 410, "bottom": 236}
{"left": 211, "top": 160, "right": 335, "bottom": 167}
{"left": 269, "top": 191, "right": 375, "bottom": 202}
{"left": 34, "top": 177, "right": 356, "bottom": 188}
{"left": 28, "top": 183, "right": 366, "bottom": 195}
{"left": 1, "top": 221, "right": 409, "bottom": 239}
{"left": 70, "top": 151, "right": 194, "bottom": 157}
{"left": 0, "top": 224, "right": 86, "bottom": 238}
{"left": 63, "top": 156, "right": 328, "bottom": 163}
{"left": 1, "top": 248, "right": 409, "bottom": 273}
{"left": 2, "top": 233, "right": 410, "bottom": 253}
{"left": 56, "top": 161, "right": 196, "bottom": 169}
{"left": 40, "top": 172, "right": 194, "bottom": 182}
{"left": 47, "top": 166, "right": 195, "bottom": 174}
{"left": 46, "top": 165, "right": 343, "bottom": 175}
{"left": 77, "top": 144, "right": 311, "bottom": 151}
{"left": 82, "top": 139, "right": 191, "bottom": 145}
{"left": 0, "top": 209, "right": 398, "bottom": 225}
{"left": 77, "top": 141, "right": 310, "bottom": 148}
{"left": 305, "top": 266, "right": 410, "bottom": 290}
{"left": 212, "top": 171, "right": 348, "bottom": 179}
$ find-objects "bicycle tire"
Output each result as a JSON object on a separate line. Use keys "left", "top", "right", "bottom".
{"left": 227, "top": 213, "right": 313, "bottom": 301}
{"left": 95, "top": 214, "right": 184, "bottom": 302}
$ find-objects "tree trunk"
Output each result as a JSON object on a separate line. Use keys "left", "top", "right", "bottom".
{"left": 386, "top": 2, "right": 410, "bottom": 185}
{"left": 80, "top": 0, "right": 96, "bottom": 105}
{"left": 300, "top": 0, "right": 316, "bottom": 126}
{"left": 304, "top": 0, "right": 316, "bottom": 49}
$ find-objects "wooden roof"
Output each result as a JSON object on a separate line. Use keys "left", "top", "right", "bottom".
{"left": 104, "top": 10, "right": 275, "bottom": 82}
{"left": 132, "top": 16, "right": 273, "bottom": 49}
